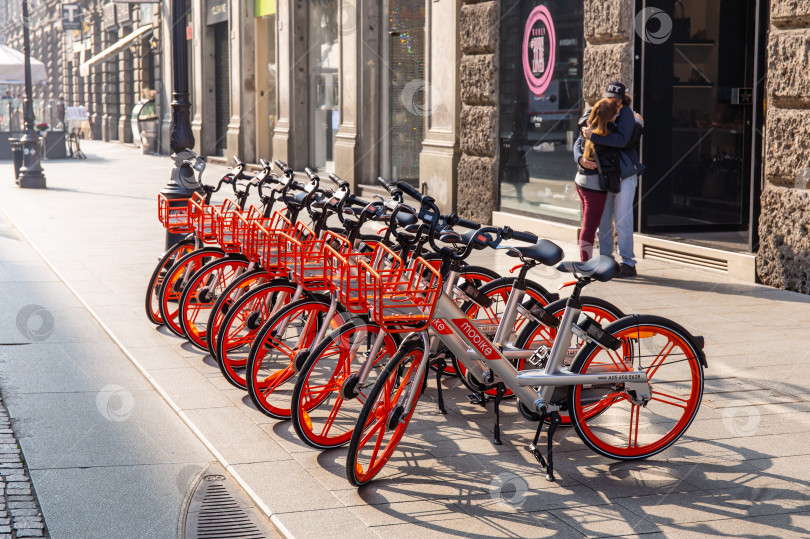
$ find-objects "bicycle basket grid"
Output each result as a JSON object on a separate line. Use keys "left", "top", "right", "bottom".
{"left": 158, "top": 193, "right": 194, "bottom": 234}
{"left": 359, "top": 255, "right": 442, "bottom": 333}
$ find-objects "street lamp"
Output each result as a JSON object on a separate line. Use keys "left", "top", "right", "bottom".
{"left": 161, "top": 0, "right": 200, "bottom": 249}
{"left": 18, "top": 0, "right": 46, "bottom": 189}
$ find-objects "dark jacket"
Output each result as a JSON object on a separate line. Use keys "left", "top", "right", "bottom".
{"left": 577, "top": 106, "right": 645, "bottom": 179}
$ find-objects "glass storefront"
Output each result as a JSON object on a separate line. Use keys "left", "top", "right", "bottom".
{"left": 308, "top": 0, "right": 340, "bottom": 172}
{"left": 639, "top": 0, "right": 756, "bottom": 236}
{"left": 381, "top": 0, "right": 425, "bottom": 186}
{"left": 498, "top": 0, "right": 585, "bottom": 222}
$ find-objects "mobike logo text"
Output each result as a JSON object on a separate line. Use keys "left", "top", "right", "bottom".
{"left": 431, "top": 318, "right": 452, "bottom": 335}
{"left": 452, "top": 319, "right": 499, "bottom": 360}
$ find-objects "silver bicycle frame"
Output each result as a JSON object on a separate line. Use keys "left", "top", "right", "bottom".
{"left": 429, "top": 293, "right": 649, "bottom": 414}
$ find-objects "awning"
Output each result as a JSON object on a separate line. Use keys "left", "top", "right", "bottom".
{"left": 255, "top": 0, "right": 275, "bottom": 17}
{"left": 0, "top": 44, "right": 47, "bottom": 84}
{"left": 79, "top": 25, "right": 152, "bottom": 77}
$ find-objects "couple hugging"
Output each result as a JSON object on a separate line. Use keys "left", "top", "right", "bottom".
{"left": 573, "top": 81, "right": 645, "bottom": 279}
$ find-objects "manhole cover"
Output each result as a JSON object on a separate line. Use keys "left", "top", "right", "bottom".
{"left": 181, "top": 464, "right": 278, "bottom": 539}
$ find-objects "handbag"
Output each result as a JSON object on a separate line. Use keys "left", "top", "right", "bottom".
{"left": 593, "top": 148, "right": 622, "bottom": 193}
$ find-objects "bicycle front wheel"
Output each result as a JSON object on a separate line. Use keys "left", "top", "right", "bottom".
{"left": 246, "top": 298, "right": 345, "bottom": 419}
{"left": 178, "top": 255, "right": 250, "bottom": 350}
{"left": 206, "top": 268, "right": 272, "bottom": 358}
{"left": 215, "top": 280, "right": 298, "bottom": 389}
{"left": 346, "top": 339, "right": 428, "bottom": 487}
{"left": 144, "top": 239, "right": 195, "bottom": 325}
{"left": 158, "top": 247, "right": 225, "bottom": 337}
{"left": 292, "top": 319, "right": 398, "bottom": 449}
{"left": 568, "top": 315, "right": 705, "bottom": 460}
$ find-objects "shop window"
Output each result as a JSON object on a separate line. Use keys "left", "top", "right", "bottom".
{"left": 498, "top": 0, "right": 585, "bottom": 222}
{"left": 309, "top": 0, "right": 340, "bottom": 172}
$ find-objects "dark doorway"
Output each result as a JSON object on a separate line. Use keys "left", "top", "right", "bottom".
{"left": 636, "top": 0, "right": 763, "bottom": 246}
{"left": 213, "top": 22, "right": 230, "bottom": 154}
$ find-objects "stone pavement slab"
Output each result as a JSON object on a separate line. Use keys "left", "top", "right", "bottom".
{"left": 1, "top": 141, "right": 810, "bottom": 537}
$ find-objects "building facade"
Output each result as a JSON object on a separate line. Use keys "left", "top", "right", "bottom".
{"left": 2, "top": 0, "right": 808, "bottom": 295}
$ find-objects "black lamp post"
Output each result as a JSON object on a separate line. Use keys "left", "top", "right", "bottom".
{"left": 161, "top": 0, "right": 201, "bottom": 249}
{"left": 18, "top": 0, "right": 46, "bottom": 189}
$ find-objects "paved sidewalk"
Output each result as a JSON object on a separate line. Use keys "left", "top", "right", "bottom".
{"left": 2, "top": 141, "right": 810, "bottom": 537}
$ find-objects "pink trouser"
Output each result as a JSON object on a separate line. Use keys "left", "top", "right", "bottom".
{"left": 576, "top": 185, "right": 607, "bottom": 261}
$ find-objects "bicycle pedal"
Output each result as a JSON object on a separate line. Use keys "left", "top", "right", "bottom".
{"left": 526, "top": 444, "right": 547, "bottom": 468}
{"left": 466, "top": 393, "right": 489, "bottom": 406}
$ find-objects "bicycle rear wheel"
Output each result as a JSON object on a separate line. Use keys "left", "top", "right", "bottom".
{"left": 292, "top": 319, "right": 398, "bottom": 449}
{"left": 568, "top": 315, "right": 705, "bottom": 460}
{"left": 145, "top": 239, "right": 195, "bottom": 325}
{"left": 513, "top": 296, "right": 625, "bottom": 425}
{"left": 346, "top": 339, "right": 427, "bottom": 486}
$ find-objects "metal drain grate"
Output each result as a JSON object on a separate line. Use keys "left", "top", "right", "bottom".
{"left": 643, "top": 244, "right": 728, "bottom": 272}
{"left": 181, "top": 465, "right": 276, "bottom": 539}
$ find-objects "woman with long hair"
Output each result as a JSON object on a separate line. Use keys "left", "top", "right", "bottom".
{"left": 572, "top": 98, "right": 620, "bottom": 261}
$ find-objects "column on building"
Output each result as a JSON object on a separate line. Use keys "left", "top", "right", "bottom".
{"left": 421, "top": 0, "right": 463, "bottom": 213}
{"left": 90, "top": 8, "right": 103, "bottom": 141}
{"left": 756, "top": 1, "right": 810, "bottom": 294}
{"left": 117, "top": 3, "right": 134, "bottom": 143}
{"left": 225, "top": 0, "right": 256, "bottom": 163}
{"left": 190, "top": 0, "right": 205, "bottom": 154}
{"left": 456, "top": 0, "right": 499, "bottom": 223}
{"left": 254, "top": 0, "right": 277, "bottom": 162}
{"left": 272, "top": 0, "right": 308, "bottom": 169}
{"left": 333, "top": 0, "right": 362, "bottom": 187}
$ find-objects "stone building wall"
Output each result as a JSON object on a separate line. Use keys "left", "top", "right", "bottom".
{"left": 756, "top": 1, "right": 810, "bottom": 294}
{"left": 582, "top": 0, "right": 634, "bottom": 105}
{"left": 457, "top": 0, "right": 501, "bottom": 225}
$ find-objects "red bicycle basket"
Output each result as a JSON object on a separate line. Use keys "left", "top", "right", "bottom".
{"left": 189, "top": 194, "right": 224, "bottom": 244}
{"left": 216, "top": 199, "right": 243, "bottom": 253}
{"left": 330, "top": 242, "right": 404, "bottom": 314}
{"left": 157, "top": 193, "right": 194, "bottom": 234}
{"left": 279, "top": 228, "right": 350, "bottom": 292}
{"left": 359, "top": 256, "right": 443, "bottom": 333}
{"left": 244, "top": 210, "right": 292, "bottom": 265}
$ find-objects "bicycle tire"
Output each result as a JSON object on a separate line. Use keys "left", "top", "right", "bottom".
{"left": 346, "top": 338, "right": 427, "bottom": 486}
{"left": 291, "top": 318, "right": 399, "bottom": 449}
{"left": 158, "top": 247, "right": 225, "bottom": 337}
{"left": 178, "top": 255, "right": 250, "bottom": 350}
{"left": 245, "top": 297, "right": 347, "bottom": 419}
{"left": 144, "top": 239, "right": 195, "bottom": 325}
{"left": 205, "top": 268, "right": 272, "bottom": 358}
{"left": 215, "top": 279, "right": 299, "bottom": 389}
{"left": 568, "top": 314, "right": 704, "bottom": 460}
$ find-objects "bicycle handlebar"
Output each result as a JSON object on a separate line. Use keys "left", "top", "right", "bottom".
{"left": 396, "top": 181, "right": 424, "bottom": 204}
{"left": 274, "top": 159, "right": 293, "bottom": 177}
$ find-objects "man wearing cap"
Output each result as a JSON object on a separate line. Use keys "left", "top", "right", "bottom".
{"left": 581, "top": 81, "right": 645, "bottom": 278}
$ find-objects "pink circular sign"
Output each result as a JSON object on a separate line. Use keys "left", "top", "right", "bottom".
{"left": 522, "top": 5, "right": 556, "bottom": 97}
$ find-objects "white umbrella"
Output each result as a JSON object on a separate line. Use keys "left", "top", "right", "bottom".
{"left": 0, "top": 44, "right": 47, "bottom": 84}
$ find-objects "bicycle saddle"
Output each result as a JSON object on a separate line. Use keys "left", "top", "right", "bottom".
{"left": 506, "top": 240, "right": 564, "bottom": 266}
{"left": 556, "top": 255, "right": 620, "bottom": 282}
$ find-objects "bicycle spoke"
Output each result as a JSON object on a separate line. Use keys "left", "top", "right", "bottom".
{"left": 320, "top": 396, "right": 344, "bottom": 436}
{"left": 628, "top": 405, "right": 640, "bottom": 449}
{"left": 646, "top": 341, "right": 676, "bottom": 379}
{"left": 650, "top": 389, "right": 689, "bottom": 409}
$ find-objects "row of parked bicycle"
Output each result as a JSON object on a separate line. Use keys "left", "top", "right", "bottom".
{"left": 145, "top": 152, "right": 707, "bottom": 486}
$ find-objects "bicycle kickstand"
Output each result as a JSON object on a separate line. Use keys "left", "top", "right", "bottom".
{"left": 492, "top": 382, "right": 506, "bottom": 445}
{"left": 545, "top": 411, "right": 561, "bottom": 482}
{"left": 435, "top": 357, "right": 447, "bottom": 415}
